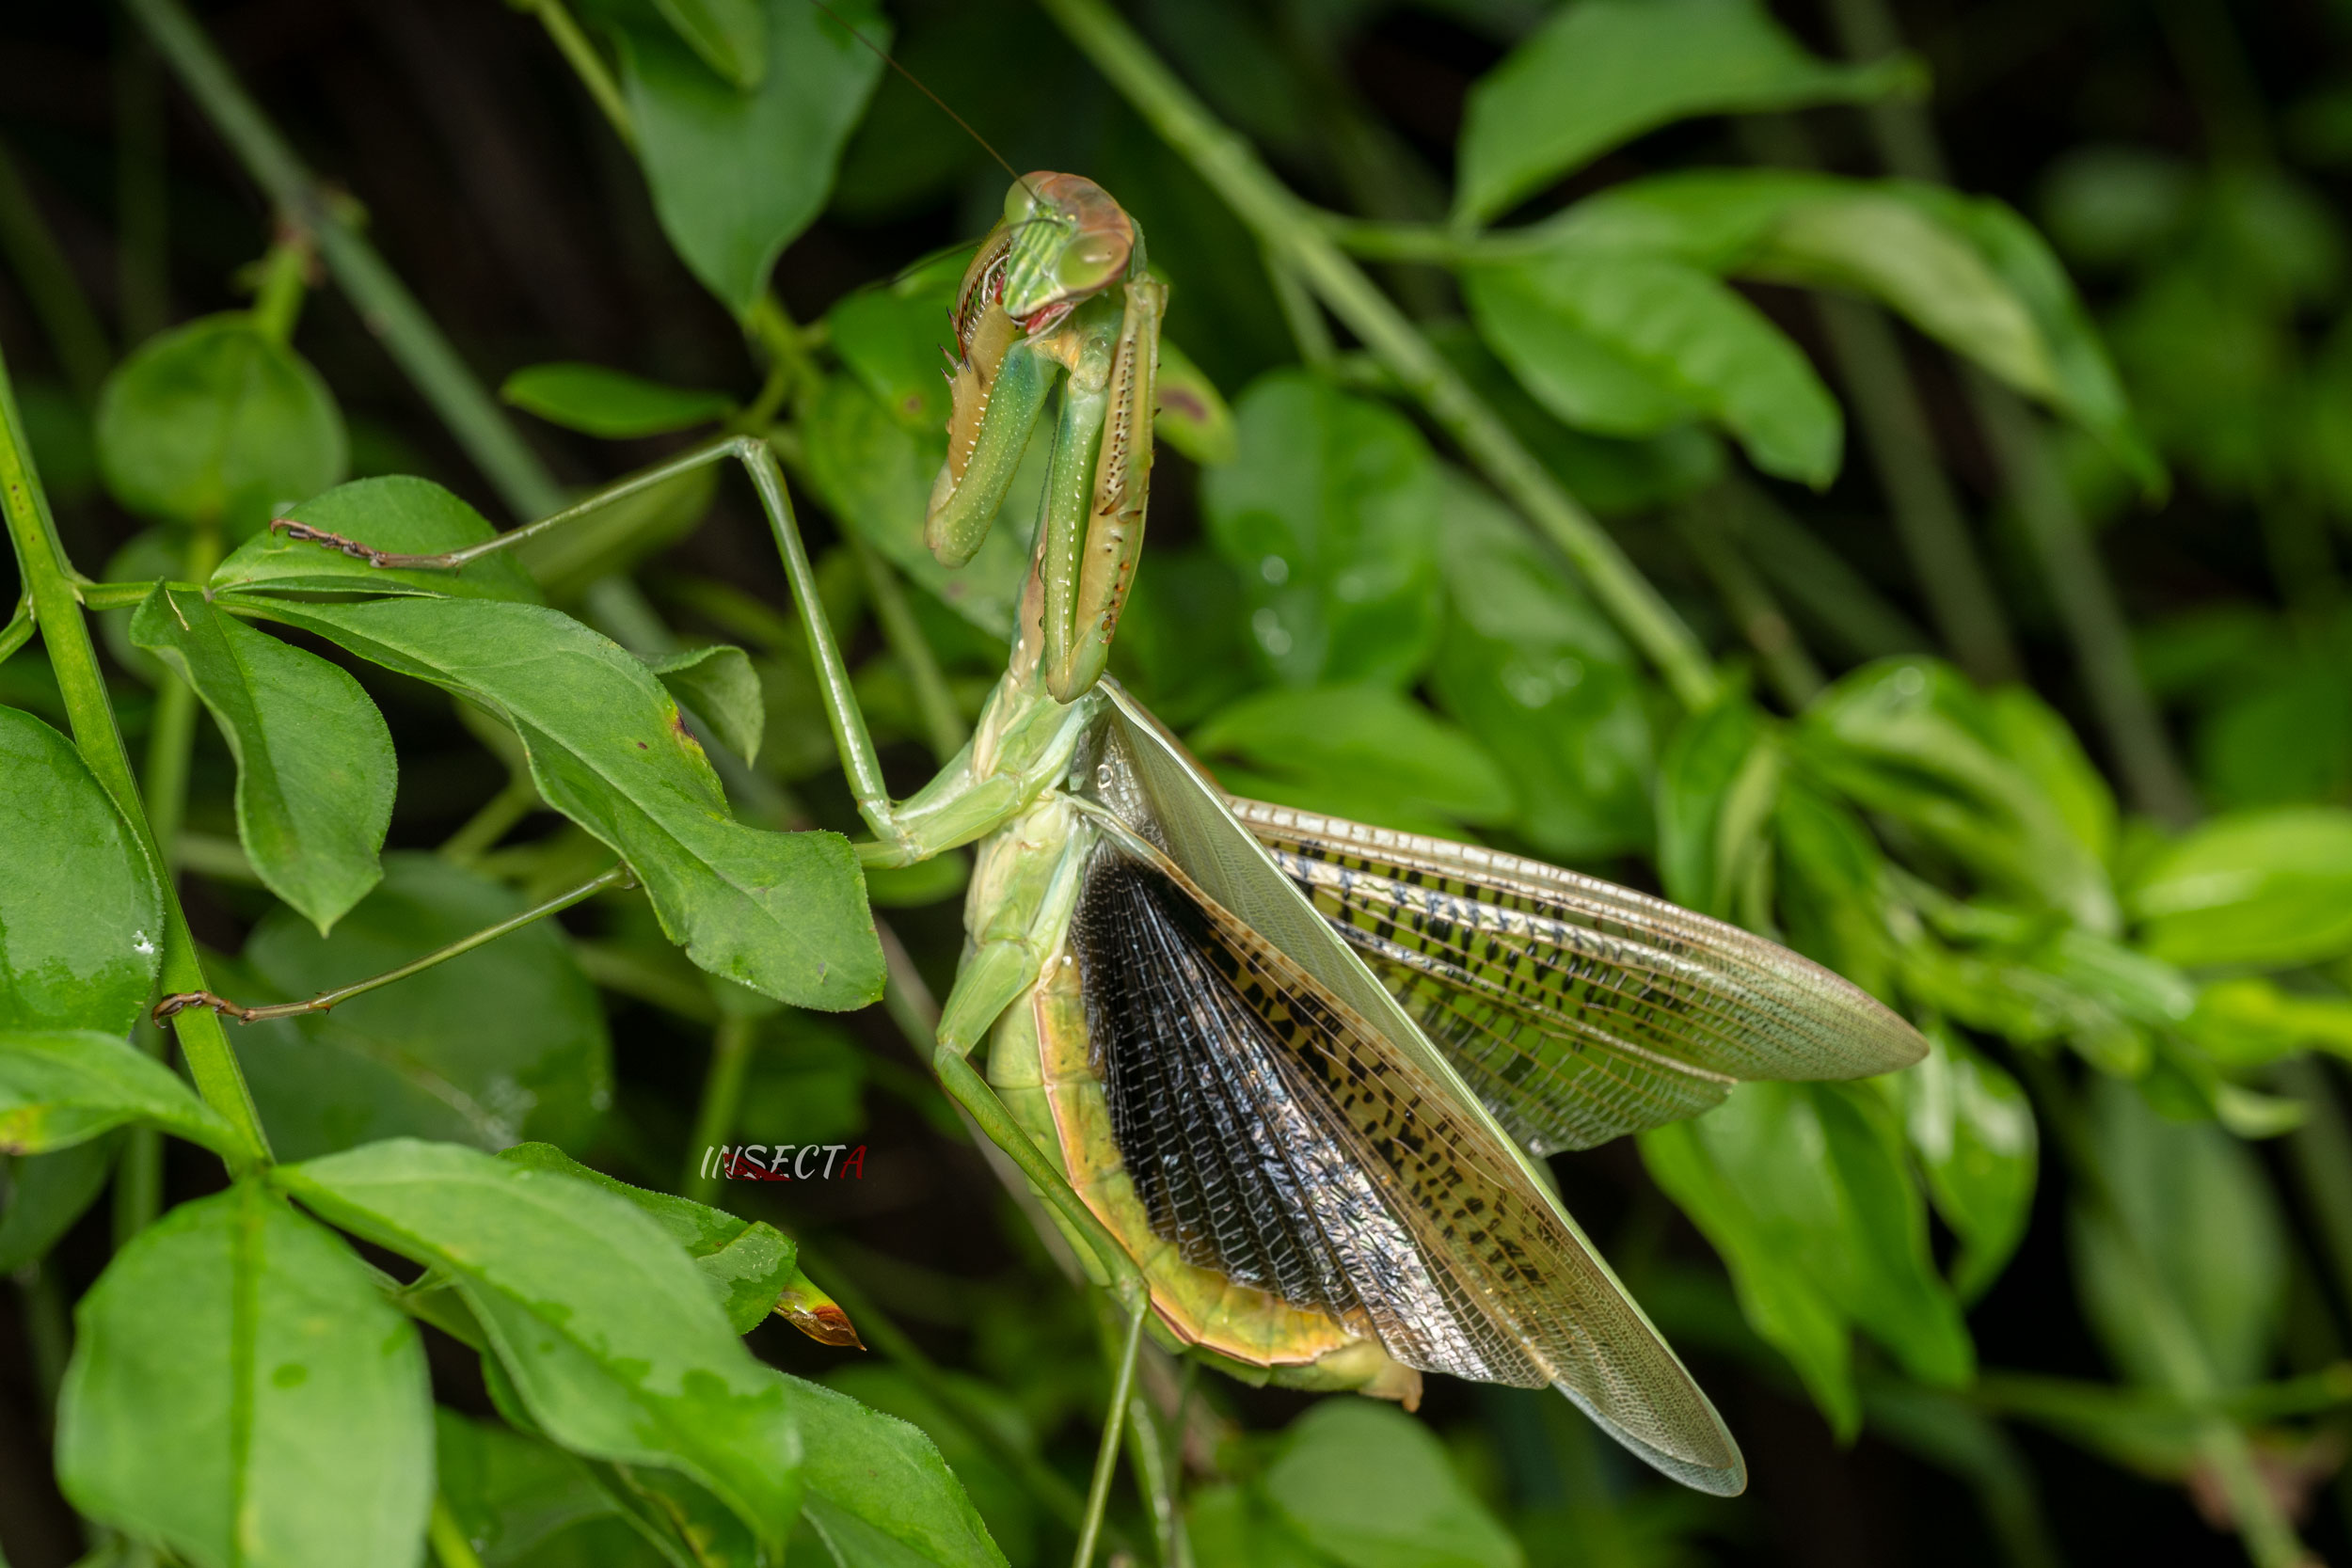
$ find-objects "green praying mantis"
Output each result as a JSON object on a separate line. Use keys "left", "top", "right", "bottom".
{"left": 257, "top": 172, "right": 1926, "bottom": 1560}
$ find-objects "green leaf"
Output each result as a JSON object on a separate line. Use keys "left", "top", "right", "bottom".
{"left": 2071, "top": 1078, "right": 2283, "bottom": 1389}
{"left": 498, "top": 1142, "right": 798, "bottom": 1335}
{"left": 1467, "top": 252, "right": 1843, "bottom": 486}
{"left": 1425, "top": 468, "right": 1653, "bottom": 861}
{"left": 1187, "top": 1483, "right": 1326, "bottom": 1568}
{"left": 0, "top": 1029, "right": 237, "bottom": 1158}
{"left": 653, "top": 0, "right": 766, "bottom": 88}
{"left": 1261, "top": 1400, "right": 1521, "bottom": 1568}
{"left": 0, "top": 1139, "right": 118, "bottom": 1270}
{"left": 1426, "top": 324, "right": 1724, "bottom": 516}
{"left": 1201, "top": 372, "right": 1443, "bottom": 687}
{"left": 646, "top": 644, "right": 764, "bottom": 764}
{"left": 222, "top": 596, "right": 882, "bottom": 1009}
{"left": 818, "top": 1365, "right": 1035, "bottom": 1567}
{"left": 434, "top": 1407, "right": 621, "bottom": 1567}
{"left": 213, "top": 475, "right": 544, "bottom": 603}
{"left": 614, "top": 0, "right": 887, "bottom": 316}
{"left": 1191, "top": 685, "right": 1513, "bottom": 838}
{"left": 1454, "top": 0, "right": 1920, "bottom": 226}
{"left": 800, "top": 370, "right": 1041, "bottom": 640}
{"left": 1643, "top": 1082, "right": 1974, "bottom": 1436}
{"left": 1899, "top": 1027, "right": 2036, "bottom": 1301}
{"left": 1152, "top": 336, "right": 1238, "bottom": 467}
{"left": 232, "top": 854, "right": 611, "bottom": 1160}
{"left": 2130, "top": 807, "right": 2352, "bottom": 969}
{"left": 2184, "top": 976, "right": 2352, "bottom": 1069}
{"left": 56, "top": 1182, "right": 432, "bottom": 1568}
{"left": 94, "top": 314, "right": 347, "bottom": 538}
{"left": 791, "top": 1373, "right": 1008, "bottom": 1568}
{"left": 0, "top": 706, "right": 164, "bottom": 1035}
{"left": 824, "top": 256, "right": 964, "bottom": 434}
{"left": 501, "top": 363, "right": 736, "bottom": 439}
{"left": 276, "top": 1138, "right": 803, "bottom": 1552}
{"left": 130, "top": 585, "right": 395, "bottom": 934}
{"left": 1800, "top": 659, "right": 2120, "bottom": 933}
{"left": 1655, "top": 698, "right": 1777, "bottom": 921}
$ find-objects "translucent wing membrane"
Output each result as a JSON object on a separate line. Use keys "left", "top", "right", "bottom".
{"left": 1072, "top": 840, "right": 1747, "bottom": 1495}
{"left": 1230, "top": 800, "right": 1928, "bottom": 1155}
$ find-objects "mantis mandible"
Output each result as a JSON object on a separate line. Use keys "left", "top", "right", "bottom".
{"left": 266, "top": 171, "right": 1925, "bottom": 1564}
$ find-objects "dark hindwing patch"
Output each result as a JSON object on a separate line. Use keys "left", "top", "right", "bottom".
{"left": 1073, "top": 853, "right": 1504, "bottom": 1380}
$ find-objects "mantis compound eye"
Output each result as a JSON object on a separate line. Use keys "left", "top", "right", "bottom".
{"left": 1003, "top": 178, "right": 1044, "bottom": 226}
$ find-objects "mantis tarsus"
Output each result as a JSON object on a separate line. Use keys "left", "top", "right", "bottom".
{"left": 256, "top": 173, "right": 1926, "bottom": 1561}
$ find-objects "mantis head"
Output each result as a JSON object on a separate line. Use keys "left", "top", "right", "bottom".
{"left": 998, "top": 172, "right": 1137, "bottom": 334}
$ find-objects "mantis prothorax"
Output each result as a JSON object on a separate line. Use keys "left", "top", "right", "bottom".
{"left": 266, "top": 174, "right": 1927, "bottom": 1562}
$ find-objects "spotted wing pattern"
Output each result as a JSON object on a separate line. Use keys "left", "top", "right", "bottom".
{"left": 1072, "top": 844, "right": 1745, "bottom": 1494}
{"left": 1231, "top": 800, "right": 1927, "bottom": 1155}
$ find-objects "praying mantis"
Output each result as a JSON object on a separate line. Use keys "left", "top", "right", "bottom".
{"left": 261, "top": 172, "right": 1926, "bottom": 1560}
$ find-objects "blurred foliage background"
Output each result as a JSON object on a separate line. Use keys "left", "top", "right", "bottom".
{"left": 8, "top": 0, "right": 2352, "bottom": 1565}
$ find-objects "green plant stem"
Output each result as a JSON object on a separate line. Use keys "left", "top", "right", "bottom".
{"left": 1733, "top": 489, "right": 1930, "bottom": 661}
{"left": 1974, "top": 386, "right": 2198, "bottom": 826}
{"left": 1676, "top": 487, "right": 1822, "bottom": 710}
{"left": 12, "top": 1259, "right": 71, "bottom": 1426}
{"left": 427, "top": 1494, "right": 488, "bottom": 1568}
{"left": 158, "top": 865, "right": 628, "bottom": 1027}
{"left": 116, "top": 27, "right": 171, "bottom": 346}
{"left": 683, "top": 1011, "right": 758, "bottom": 1203}
{"left": 1820, "top": 0, "right": 2198, "bottom": 825}
{"left": 0, "top": 341, "right": 271, "bottom": 1169}
{"left": 1264, "top": 246, "right": 1336, "bottom": 369}
{"left": 516, "top": 0, "right": 636, "bottom": 151}
{"left": 439, "top": 772, "right": 541, "bottom": 865}
{"left": 141, "top": 526, "right": 222, "bottom": 863}
{"left": 246, "top": 232, "right": 310, "bottom": 345}
{"left": 2016, "top": 1054, "right": 2309, "bottom": 1568}
{"left": 0, "top": 137, "right": 113, "bottom": 407}
{"left": 1040, "top": 0, "right": 1721, "bottom": 711}
{"left": 2278, "top": 1057, "right": 2352, "bottom": 1326}
{"left": 848, "top": 534, "right": 963, "bottom": 764}
{"left": 0, "top": 594, "right": 30, "bottom": 663}
{"left": 129, "top": 0, "right": 566, "bottom": 522}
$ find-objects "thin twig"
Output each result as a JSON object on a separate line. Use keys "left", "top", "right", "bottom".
{"left": 682, "top": 1011, "right": 758, "bottom": 1204}
{"left": 153, "top": 865, "right": 628, "bottom": 1026}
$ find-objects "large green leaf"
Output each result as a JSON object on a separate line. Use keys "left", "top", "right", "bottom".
{"left": 1899, "top": 1027, "right": 2036, "bottom": 1301}
{"left": 799, "top": 371, "right": 1042, "bottom": 641}
{"left": 1654, "top": 697, "right": 1778, "bottom": 922}
{"left": 221, "top": 595, "right": 881, "bottom": 1009}
{"left": 791, "top": 1373, "right": 1007, "bottom": 1568}
{"left": 818, "top": 1364, "right": 1036, "bottom": 1568}
{"left": 130, "top": 585, "right": 394, "bottom": 933}
{"left": 1424, "top": 468, "right": 1652, "bottom": 861}
{"left": 1642, "top": 1081, "right": 1974, "bottom": 1436}
{"left": 1191, "top": 685, "right": 1512, "bottom": 839}
{"left": 0, "top": 1029, "right": 238, "bottom": 1158}
{"left": 1260, "top": 1400, "right": 1521, "bottom": 1568}
{"left": 56, "top": 1181, "right": 432, "bottom": 1568}
{"left": 0, "top": 1138, "right": 118, "bottom": 1271}
{"left": 434, "top": 1407, "right": 621, "bottom": 1567}
{"left": 1464, "top": 253, "right": 1842, "bottom": 485}
{"left": 1454, "top": 0, "right": 1918, "bottom": 225}
{"left": 0, "top": 706, "right": 164, "bottom": 1035}
{"left": 1799, "top": 659, "right": 2120, "bottom": 933}
{"left": 231, "top": 854, "right": 611, "bottom": 1160}
{"left": 1201, "top": 372, "right": 1443, "bottom": 687}
{"left": 94, "top": 314, "right": 346, "bottom": 538}
{"left": 2071, "top": 1078, "right": 2283, "bottom": 1390}
{"left": 213, "top": 475, "right": 544, "bottom": 603}
{"left": 824, "top": 255, "right": 965, "bottom": 435}
{"left": 652, "top": 0, "right": 766, "bottom": 87}
{"left": 614, "top": 0, "right": 887, "bottom": 316}
{"left": 501, "top": 362, "right": 736, "bottom": 438}
{"left": 646, "top": 643, "right": 765, "bottom": 765}
{"left": 277, "top": 1138, "right": 803, "bottom": 1552}
{"left": 498, "top": 1142, "right": 797, "bottom": 1336}
{"left": 2129, "top": 807, "right": 2352, "bottom": 969}
{"left": 1540, "top": 170, "right": 2159, "bottom": 485}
